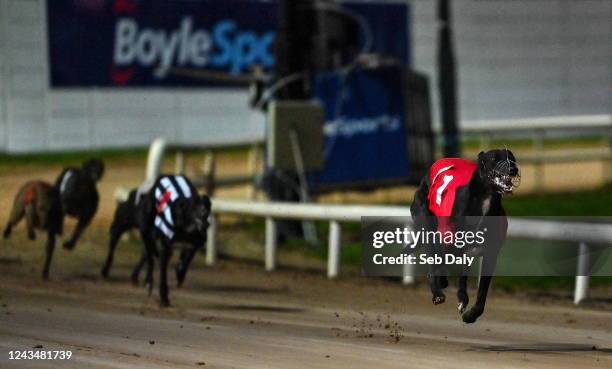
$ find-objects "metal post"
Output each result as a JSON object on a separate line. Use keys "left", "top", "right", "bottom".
{"left": 402, "top": 263, "right": 415, "bottom": 285}
{"left": 574, "top": 242, "right": 590, "bottom": 305}
{"left": 206, "top": 215, "right": 217, "bottom": 266}
{"left": 275, "top": 0, "right": 311, "bottom": 99}
{"left": 247, "top": 145, "right": 259, "bottom": 200}
{"left": 327, "top": 221, "right": 341, "bottom": 279}
{"left": 265, "top": 217, "right": 277, "bottom": 271}
{"left": 438, "top": 0, "right": 461, "bottom": 157}
{"left": 402, "top": 222, "right": 415, "bottom": 285}
{"left": 175, "top": 151, "right": 185, "bottom": 174}
{"left": 533, "top": 129, "right": 545, "bottom": 193}
{"left": 605, "top": 133, "right": 612, "bottom": 184}
{"left": 203, "top": 150, "right": 216, "bottom": 196}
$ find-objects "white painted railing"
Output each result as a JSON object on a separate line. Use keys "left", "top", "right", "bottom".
{"left": 206, "top": 198, "right": 612, "bottom": 305}
{"left": 147, "top": 115, "right": 611, "bottom": 182}
{"left": 146, "top": 114, "right": 611, "bottom": 195}
{"left": 458, "top": 114, "right": 611, "bottom": 133}
{"left": 206, "top": 199, "right": 411, "bottom": 278}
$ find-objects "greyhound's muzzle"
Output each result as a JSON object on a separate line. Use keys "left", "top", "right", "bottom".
{"left": 490, "top": 160, "right": 521, "bottom": 194}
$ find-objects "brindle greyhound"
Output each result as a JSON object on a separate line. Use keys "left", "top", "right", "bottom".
{"left": 410, "top": 149, "right": 520, "bottom": 323}
{"left": 4, "top": 181, "right": 63, "bottom": 279}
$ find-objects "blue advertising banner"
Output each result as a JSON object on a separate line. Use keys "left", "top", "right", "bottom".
{"left": 47, "top": 0, "right": 409, "bottom": 88}
{"left": 47, "top": 0, "right": 277, "bottom": 87}
{"left": 311, "top": 65, "right": 411, "bottom": 188}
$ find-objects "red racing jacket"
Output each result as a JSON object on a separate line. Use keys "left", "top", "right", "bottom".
{"left": 427, "top": 158, "right": 478, "bottom": 234}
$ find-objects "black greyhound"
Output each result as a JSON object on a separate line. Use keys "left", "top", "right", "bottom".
{"left": 410, "top": 149, "right": 520, "bottom": 323}
{"left": 55, "top": 159, "right": 104, "bottom": 250}
{"left": 102, "top": 176, "right": 211, "bottom": 307}
{"left": 101, "top": 186, "right": 186, "bottom": 284}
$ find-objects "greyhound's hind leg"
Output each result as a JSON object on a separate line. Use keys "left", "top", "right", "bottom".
{"left": 462, "top": 253, "right": 497, "bottom": 323}
{"left": 130, "top": 253, "right": 146, "bottom": 285}
{"left": 24, "top": 204, "right": 37, "bottom": 240}
{"left": 42, "top": 231, "right": 56, "bottom": 280}
{"left": 3, "top": 208, "right": 22, "bottom": 239}
{"left": 159, "top": 243, "right": 172, "bottom": 307}
{"left": 4, "top": 190, "right": 28, "bottom": 239}
{"left": 102, "top": 221, "right": 130, "bottom": 278}
{"left": 462, "top": 276, "right": 490, "bottom": 323}
{"left": 3, "top": 212, "right": 21, "bottom": 239}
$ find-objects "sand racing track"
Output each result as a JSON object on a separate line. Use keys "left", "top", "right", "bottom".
{"left": 0, "top": 256, "right": 611, "bottom": 369}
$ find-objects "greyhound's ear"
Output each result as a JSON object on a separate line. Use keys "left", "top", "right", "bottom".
{"left": 477, "top": 151, "right": 488, "bottom": 170}
{"left": 200, "top": 195, "right": 211, "bottom": 212}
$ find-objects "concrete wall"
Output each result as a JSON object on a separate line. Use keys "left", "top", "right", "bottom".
{"left": 411, "top": 0, "right": 611, "bottom": 123}
{"left": 0, "top": 0, "right": 610, "bottom": 152}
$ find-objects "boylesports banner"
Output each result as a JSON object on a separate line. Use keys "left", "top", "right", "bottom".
{"left": 47, "top": 0, "right": 409, "bottom": 88}
{"left": 47, "top": 0, "right": 277, "bottom": 87}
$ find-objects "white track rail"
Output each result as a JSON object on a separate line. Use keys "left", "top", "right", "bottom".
{"left": 207, "top": 198, "right": 612, "bottom": 305}
{"left": 146, "top": 114, "right": 611, "bottom": 180}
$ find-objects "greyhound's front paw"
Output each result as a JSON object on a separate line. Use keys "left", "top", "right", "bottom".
{"left": 159, "top": 298, "right": 171, "bottom": 308}
{"left": 63, "top": 240, "right": 75, "bottom": 250}
{"left": 28, "top": 231, "right": 36, "bottom": 241}
{"left": 432, "top": 294, "right": 446, "bottom": 305}
{"left": 462, "top": 307, "right": 483, "bottom": 324}
{"left": 457, "top": 302, "right": 468, "bottom": 314}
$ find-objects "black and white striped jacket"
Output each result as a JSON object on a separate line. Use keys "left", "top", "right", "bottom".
{"left": 152, "top": 175, "right": 196, "bottom": 241}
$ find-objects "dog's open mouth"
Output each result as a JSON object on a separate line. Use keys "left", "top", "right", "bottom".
{"left": 490, "top": 155, "right": 521, "bottom": 194}
{"left": 493, "top": 175, "right": 520, "bottom": 194}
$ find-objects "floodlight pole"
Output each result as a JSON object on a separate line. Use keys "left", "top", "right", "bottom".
{"left": 438, "top": 0, "right": 461, "bottom": 157}
{"left": 276, "top": 0, "right": 312, "bottom": 99}
{"left": 263, "top": 0, "right": 316, "bottom": 242}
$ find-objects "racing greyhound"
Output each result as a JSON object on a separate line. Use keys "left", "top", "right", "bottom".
{"left": 3, "top": 181, "right": 63, "bottom": 279}
{"left": 410, "top": 149, "right": 520, "bottom": 323}
{"left": 55, "top": 159, "right": 104, "bottom": 250}
{"left": 102, "top": 176, "right": 211, "bottom": 307}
